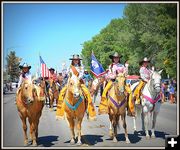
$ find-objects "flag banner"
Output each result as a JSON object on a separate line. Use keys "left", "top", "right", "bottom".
{"left": 39, "top": 56, "right": 50, "bottom": 78}
{"left": 90, "top": 53, "right": 106, "bottom": 78}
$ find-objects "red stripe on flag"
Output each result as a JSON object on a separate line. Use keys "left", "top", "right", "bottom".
{"left": 40, "top": 56, "right": 50, "bottom": 78}
{"left": 41, "top": 63, "right": 49, "bottom": 77}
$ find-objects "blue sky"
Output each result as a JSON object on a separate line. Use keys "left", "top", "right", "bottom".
{"left": 3, "top": 2, "right": 126, "bottom": 75}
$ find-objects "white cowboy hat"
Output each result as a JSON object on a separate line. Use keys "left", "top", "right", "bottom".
{"left": 139, "top": 57, "right": 150, "bottom": 65}
{"left": 109, "top": 52, "right": 123, "bottom": 59}
{"left": 69, "top": 54, "right": 82, "bottom": 60}
{"left": 19, "top": 63, "right": 31, "bottom": 69}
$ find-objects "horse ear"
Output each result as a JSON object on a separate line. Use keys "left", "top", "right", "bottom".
{"left": 149, "top": 69, "right": 153, "bottom": 74}
{"left": 158, "top": 69, "right": 163, "bottom": 74}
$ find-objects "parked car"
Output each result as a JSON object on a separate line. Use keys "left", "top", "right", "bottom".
{"left": 11, "top": 82, "right": 18, "bottom": 89}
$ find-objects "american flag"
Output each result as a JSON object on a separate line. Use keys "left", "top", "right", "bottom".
{"left": 39, "top": 56, "right": 50, "bottom": 78}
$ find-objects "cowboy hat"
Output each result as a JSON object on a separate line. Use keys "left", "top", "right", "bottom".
{"left": 49, "top": 68, "right": 55, "bottom": 71}
{"left": 109, "top": 52, "right": 123, "bottom": 59}
{"left": 69, "top": 54, "right": 82, "bottom": 60}
{"left": 139, "top": 57, "right": 150, "bottom": 66}
{"left": 19, "top": 63, "right": 31, "bottom": 69}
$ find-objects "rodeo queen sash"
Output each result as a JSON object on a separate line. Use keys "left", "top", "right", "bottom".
{"left": 70, "top": 65, "right": 79, "bottom": 77}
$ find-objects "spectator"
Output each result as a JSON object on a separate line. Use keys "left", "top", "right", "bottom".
{"left": 169, "top": 80, "right": 175, "bottom": 104}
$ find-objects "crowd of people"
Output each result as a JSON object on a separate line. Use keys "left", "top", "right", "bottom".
{"left": 161, "top": 79, "right": 177, "bottom": 104}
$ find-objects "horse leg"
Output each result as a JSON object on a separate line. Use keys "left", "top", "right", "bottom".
{"left": 67, "top": 117, "right": 75, "bottom": 144}
{"left": 109, "top": 120, "right": 113, "bottom": 138}
{"left": 49, "top": 95, "right": 53, "bottom": 111}
{"left": 151, "top": 103, "right": 160, "bottom": 138}
{"left": 33, "top": 122, "right": 38, "bottom": 146}
{"left": 109, "top": 114, "right": 113, "bottom": 138}
{"left": 35, "top": 113, "right": 41, "bottom": 140}
{"left": 112, "top": 116, "right": 118, "bottom": 142}
{"left": 122, "top": 114, "right": 130, "bottom": 143}
{"left": 132, "top": 116, "right": 137, "bottom": 132}
{"left": 76, "top": 118, "right": 83, "bottom": 145}
{"left": 29, "top": 118, "right": 37, "bottom": 146}
{"left": 143, "top": 111, "right": 150, "bottom": 139}
{"left": 20, "top": 115, "right": 28, "bottom": 146}
{"left": 141, "top": 111, "right": 145, "bottom": 132}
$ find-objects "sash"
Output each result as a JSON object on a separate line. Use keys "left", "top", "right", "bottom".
{"left": 71, "top": 65, "right": 79, "bottom": 77}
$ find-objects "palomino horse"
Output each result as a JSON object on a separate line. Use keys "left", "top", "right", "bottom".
{"left": 107, "top": 73, "right": 130, "bottom": 143}
{"left": 64, "top": 75, "right": 87, "bottom": 145}
{"left": 48, "top": 79, "right": 59, "bottom": 110}
{"left": 16, "top": 79, "right": 44, "bottom": 146}
{"left": 130, "top": 70, "right": 163, "bottom": 139}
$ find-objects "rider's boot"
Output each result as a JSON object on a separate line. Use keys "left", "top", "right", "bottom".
{"left": 98, "top": 81, "right": 113, "bottom": 115}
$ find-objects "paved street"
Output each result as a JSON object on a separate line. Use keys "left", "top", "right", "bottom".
{"left": 2, "top": 88, "right": 178, "bottom": 148}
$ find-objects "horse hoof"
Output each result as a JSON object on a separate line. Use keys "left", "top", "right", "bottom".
{"left": 151, "top": 135, "right": 156, "bottom": 139}
{"left": 146, "top": 136, "right": 150, "bottom": 140}
{"left": 126, "top": 139, "right": 130, "bottom": 144}
{"left": 134, "top": 130, "right": 138, "bottom": 135}
{"left": 113, "top": 138, "right": 118, "bottom": 143}
{"left": 32, "top": 142, "right": 37, "bottom": 146}
{"left": 70, "top": 139, "right": 75, "bottom": 145}
{"left": 24, "top": 140, "right": 28, "bottom": 146}
{"left": 77, "top": 141, "right": 82, "bottom": 145}
{"left": 109, "top": 131, "right": 113, "bottom": 138}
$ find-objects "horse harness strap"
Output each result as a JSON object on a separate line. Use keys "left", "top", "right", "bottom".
{"left": 142, "top": 94, "right": 161, "bottom": 104}
{"left": 65, "top": 96, "right": 83, "bottom": 111}
{"left": 109, "top": 95, "right": 126, "bottom": 109}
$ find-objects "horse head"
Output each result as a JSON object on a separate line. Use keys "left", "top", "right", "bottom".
{"left": 149, "top": 69, "right": 163, "bottom": 93}
{"left": 115, "top": 72, "right": 126, "bottom": 94}
{"left": 20, "top": 79, "right": 37, "bottom": 104}
{"left": 67, "top": 75, "right": 81, "bottom": 99}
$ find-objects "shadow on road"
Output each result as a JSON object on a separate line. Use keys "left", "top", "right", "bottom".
{"left": 64, "top": 134, "right": 104, "bottom": 145}
{"left": 81, "top": 134, "right": 104, "bottom": 145}
{"left": 106, "top": 133, "right": 142, "bottom": 144}
{"left": 133, "top": 130, "right": 170, "bottom": 140}
{"left": 154, "top": 131, "right": 170, "bottom": 139}
{"left": 37, "top": 135, "right": 59, "bottom": 147}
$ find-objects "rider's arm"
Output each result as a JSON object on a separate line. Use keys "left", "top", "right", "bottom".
{"left": 107, "top": 64, "right": 116, "bottom": 80}
{"left": 18, "top": 75, "right": 23, "bottom": 88}
{"left": 139, "top": 68, "right": 149, "bottom": 82}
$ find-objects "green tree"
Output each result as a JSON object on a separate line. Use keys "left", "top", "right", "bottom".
{"left": 6, "top": 51, "right": 22, "bottom": 81}
{"left": 81, "top": 3, "right": 177, "bottom": 79}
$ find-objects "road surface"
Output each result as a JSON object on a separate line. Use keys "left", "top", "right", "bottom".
{"left": 2, "top": 88, "right": 178, "bottom": 148}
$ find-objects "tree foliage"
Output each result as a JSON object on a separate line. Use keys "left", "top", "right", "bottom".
{"left": 81, "top": 3, "right": 177, "bottom": 79}
{"left": 6, "top": 51, "right": 22, "bottom": 81}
